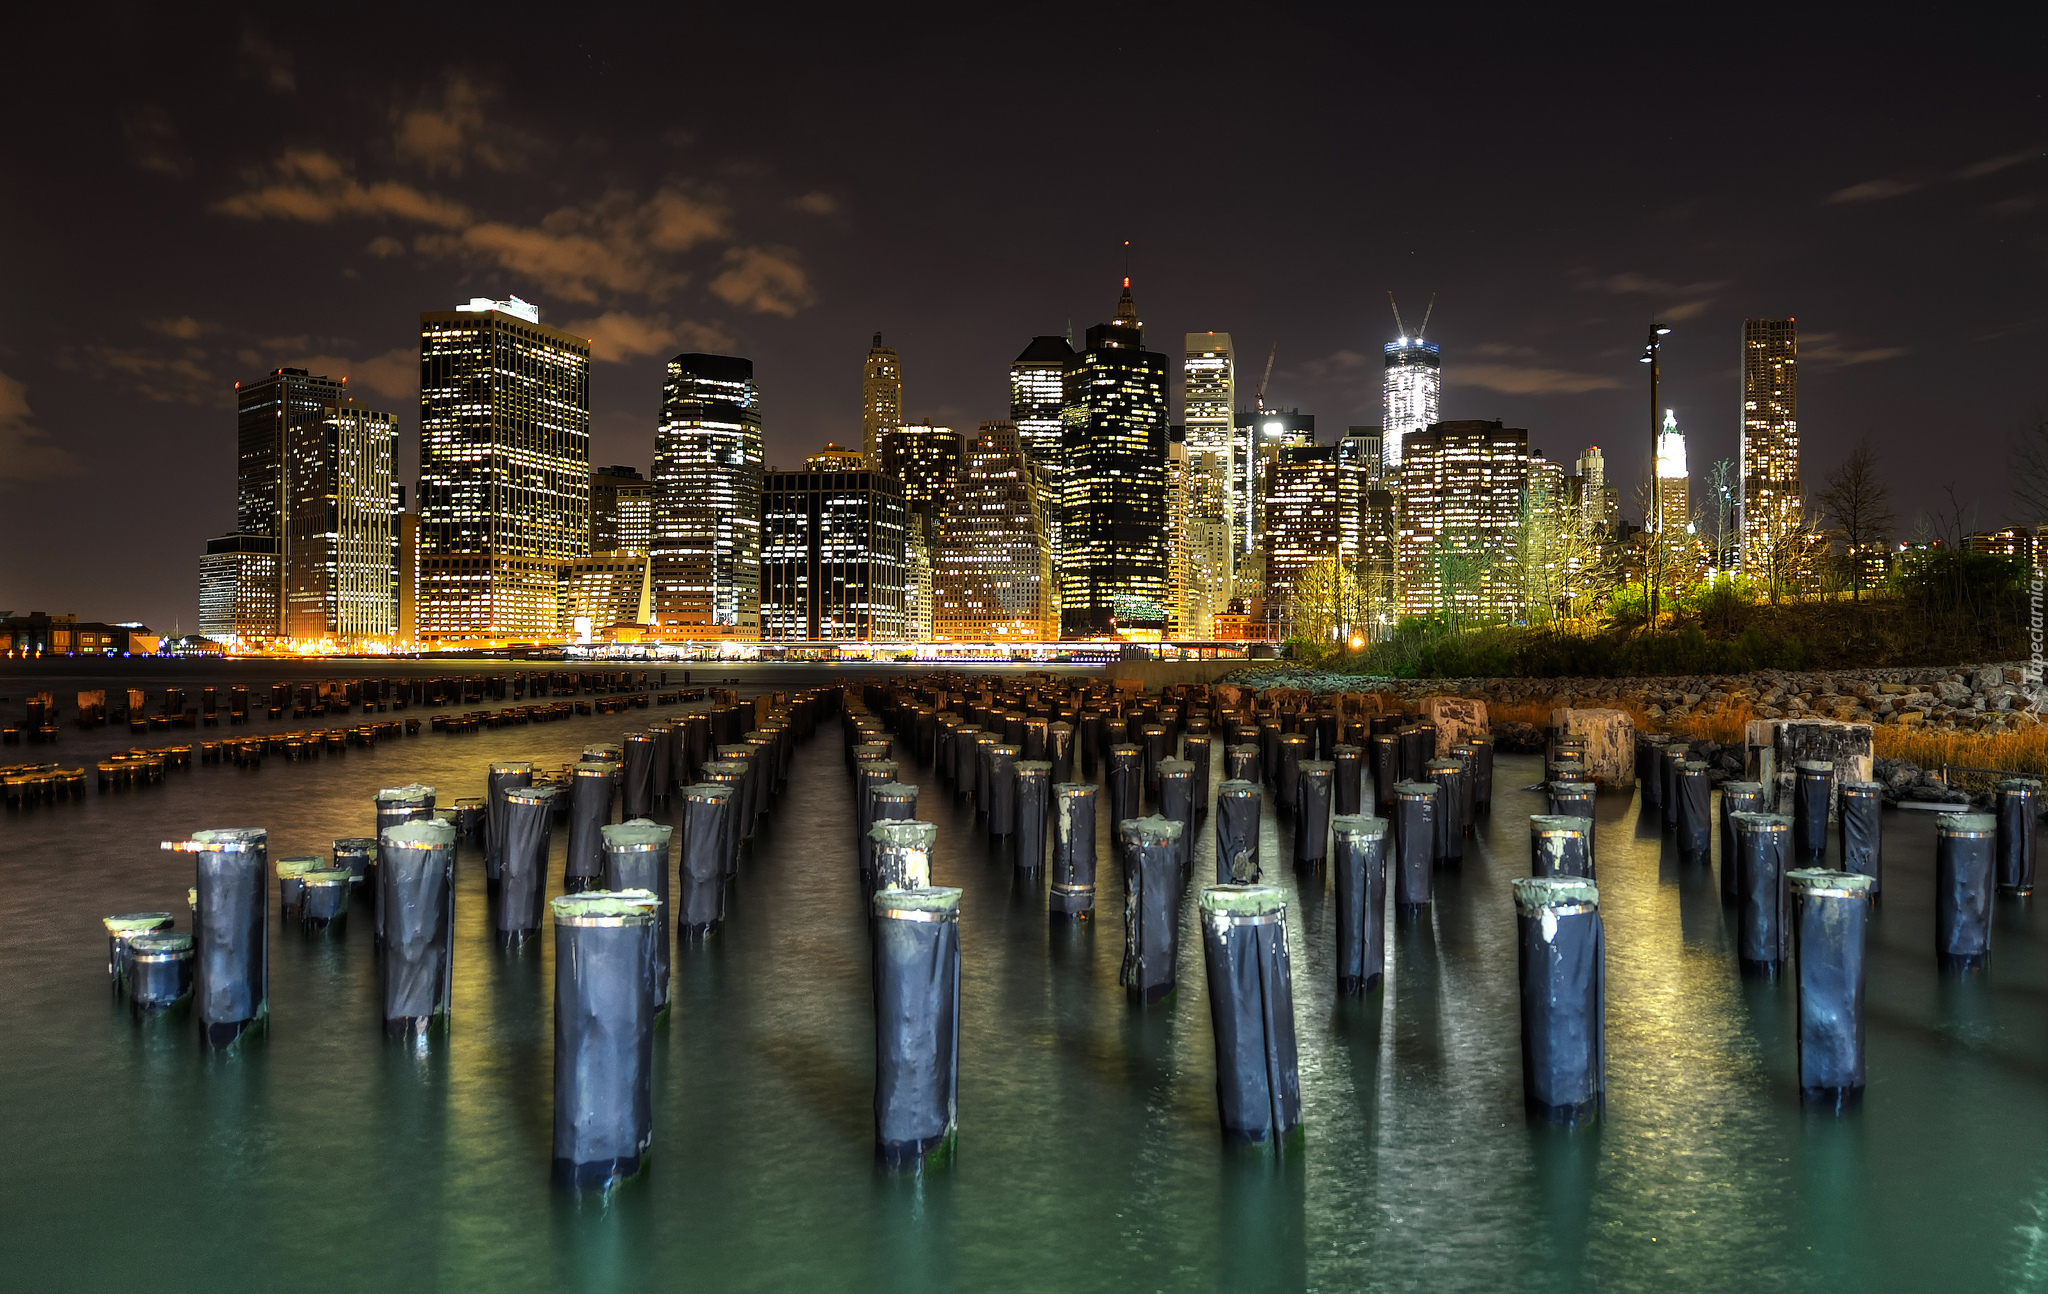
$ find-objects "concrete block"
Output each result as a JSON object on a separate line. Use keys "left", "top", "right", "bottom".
{"left": 1549, "top": 708, "right": 1635, "bottom": 786}
{"left": 1746, "top": 718, "right": 1873, "bottom": 816}
{"left": 1423, "top": 696, "right": 1487, "bottom": 756}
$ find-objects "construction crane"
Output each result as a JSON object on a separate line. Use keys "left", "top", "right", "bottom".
{"left": 1388, "top": 290, "right": 1435, "bottom": 343}
{"left": 1254, "top": 342, "right": 1277, "bottom": 412}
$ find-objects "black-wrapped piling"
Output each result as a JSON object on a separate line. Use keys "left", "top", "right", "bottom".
{"left": 275, "top": 857, "right": 319, "bottom": 922}
{"left": 872, "top": 819, "right": 937, "bottom": 894}
{"left": 1788, "top": 868, "right": 1874, "bottom": 1105}
{"left": 987, "top": 745, "right": 1020, "bottom": 840}
{"left": 1226, "top": 743, "right": 1261, "bottom": 787}
{"left": 1183, "top": 733, "right": 1213, "bottom": 817}
{"left": 1513, "top": 877, "right": 1604, "bottom": 1125}
{"left": 871, "top": 887, "right": 962, "bottom": 1170}
{"left": 1936, "top": 812, "right": 1995, "bottom": 971}
{"left": 951, "top": 726, "right": 983, "bottom": 798}
{"left": 1014, "top": 761, "right": 1050, "bottom": 872}
{"left": 1078, "top": 714, "right": 1102, "bottom": 775}
{"left": 1425, "top": 759, "right": 1466, "bottom": 863}
{"left": 1215, "top": 780, "right": 1262, "bottom": 883}
{"left": 1531, "top": 815, "right": 1594, "bottom": 879}
{"left": 1119, "top": 815, "right": 1184, "bottom": 1004}
{"left": 1294, "top": 760, "right": 1332, "bottom": 869}
{"left": 1838, "top": 780, "right": 1883, "bottom": 894}
{"left": 677, "top": 783, "right": 732, "bottom": 939}
{"left": 1158, "top": 757, "right": 1195, "bottom": 878}
{"left": 698, "top": 761, "right": 748, "bottom": 874}
{"left": 566, "top": 761, "right": 618, "bottom": 893}
{"left": 1198, "top": 885, "right": 1303, "bottom": 1148}
{"left": 1997, "top": 778, "right": 2038, "bottom": 896}
{"left": 379, "top": 818, "right": 457, "bottom": 1039}
{"left": 1276, "top": 733, "right": 1308, "bottom": 815}
{"left": 301, "top": 866, "right": 350, "bottom": 929}
{"left": 1468, "top": 734, "right": 1495, "bottom": 812}
{"left": 104, "top": 912, "right": 173, "bottom": 986}
{"left": 162, "top": 829, "right": 268, "bottom": 1048}
{"left": 1051, "top": 783, "right": 1098, "bottom": 919}
{"left": 1048, "top": 721, "right": 1076, "bottom": 786}
{"left": 1658, "top": 745, "right": 1690, "bottom": 830}
{"left": 602, "top": 821, "right": 674, "bottom": 1012}
{"left": 484, "top": 768, "right": 534, "bottom": 866}
{"left": 1331, "top": 816, "right": 1388, "bottom": 995}
{"left": 1794, "top": 761, "right": 1834, "bottom": 865}
{"left": 1719, "top": 782, "right": 1766, "bottom": 904}
{"left": 1370, "top": 733, "right": 1400, "bottom": 813}
{"left": 1676, "top": 761, "right": 1713, "bottom": 864}
{"left": 1392, "top": 781, "right": 1437, "bottom": 914}
{"left": 1398, "top": 726, "right": 1429, "bottom": 783}
{"left": 552, "top": 890, "right": 659, "bottom": 1192}
{"left": 1733, "top": 812, "right": 1792, "bottom": 976}
{"left": 621, "top": 733, "right": 657, "bottom": 820}
{"left": 1108, "top": 744, "right": 1143, "bottom": 841}
{"left": 1332, "top": 745, "right": 1363, "bottom": 816}
{"left": 128, "top": 933, "right": 194, "bottom": 1012}
{"left": 499, "top": 785, "right": 555, "bottom": 945}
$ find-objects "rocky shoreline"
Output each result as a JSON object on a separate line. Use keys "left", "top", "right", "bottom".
{"left": 1218, "top": 661, "right": 2044, "bottom": 735}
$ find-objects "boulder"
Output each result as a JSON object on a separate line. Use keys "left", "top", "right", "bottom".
{"left": 1422, "top": 696, "right": 1487, "bottom": 755}
{"left": 1548, "top": 707, "right": 1635, "bottom": 787}
{"left": 1745, "top": 718, "right": 1874, "bottom": 815}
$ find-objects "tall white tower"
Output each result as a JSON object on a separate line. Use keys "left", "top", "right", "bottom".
{"left": 1382, "top": 299, "right": 1441, "bottom": 467}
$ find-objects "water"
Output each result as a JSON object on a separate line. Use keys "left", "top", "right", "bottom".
{"left": 4, "top": 662, "right": 2047, "bottom": 1291}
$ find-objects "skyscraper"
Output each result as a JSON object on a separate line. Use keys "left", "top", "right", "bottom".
{"left": 417, "top": 297, "right": 591, "bottom": 643}
{"left": 1011, "top": 335, "right": 1074, "bottom": 582}
{"left": 1655, "top": 409, "right": 1691, "bottom": 539}
{"left": 862, "top": 333, "right": 902, "bottom": 464}
{"left": 880, "top": 423, "right": 960, "bottom": 642}
{"left": 1739, "top": 318, "right": 1800, "bottom": 573}
{"left": 284, "top": 399, "right": 397, "bottom": 640}
{"left": 760, "top": 461, "right": 907, "bottom": 641}
{"left": 934, "top": 422, "right": 1055, "bottom": 641}
{"left": 1397, "top": 420, "right": 1530, "bottom": 620}
{"left": 1060, "top": 281, "right": 1171, "bottom": 637}
{"left": 653, "top": 352, "right": 763, "bottom": 639}
{"left": 1241, "top": 408, "right": 1316, "bottom": 554}
{"left": 1383, "top": 336, "right": 1441, "bottom": 468}
{"left": 229, "top": 366, "right": 348, "bottom": 638}
{"left": 199, "top": 534, "right": 279, "bottom": 644}
{"left": 589, "top": 465, "right": 653, "bottom": 554}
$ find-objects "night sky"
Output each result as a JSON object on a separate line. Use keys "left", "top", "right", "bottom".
{"left": 3, "top": 8, "right": 2041, "bottom": 633}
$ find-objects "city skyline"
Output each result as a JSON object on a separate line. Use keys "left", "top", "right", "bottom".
{"left": 2, "top": 10, "right": 2041, "bottom": 633}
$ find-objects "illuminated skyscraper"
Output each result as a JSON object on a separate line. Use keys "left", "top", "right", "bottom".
{"left": 760, "top": 462, "right": 906, "bottom": 641}
{"left": 1242, "top": 408, "right": 1316, "bottom": 552}
{"left": 416, "top": 297, "right": 591, "bottom": 643}
{"left": 653, "top": 353, "right": 763, "bottom": 639}
{"left": 862, "top": 333, "right": 902, "bottom": 464}
{"left": 1383, "top": 336, "right": 1441, "bottom": 468}
{"left": 881, "top": 424, "right": 960, "bottom": 643}
{"left": 1061, "top": 280, "right": 1171, "bottom": 636}
{"left": 934, "top": 422, "right": 1055, "bottom": 641}
{"left": 1011, "top": 335, "right": 1073, "bottom": 580}
{"left": 1739, "top": 318, "right": 1800, "bottom": 573}
{"left": 1397, "top": 420, "right": 1529, "bottom": 620}
{"left": 284, "top": 399, "right": 397, "bottom": 639}
{"left": 229, "top": 366, "right": 348, "bottom": 638}
{"left": 199, "top": 534, "right": 279, "bottom": 644}
{"left": 589, "top": 465, "right": 652, "bottom": 554}
{"left": 1655, "top": 410, "right": 1691, "bottom": 539}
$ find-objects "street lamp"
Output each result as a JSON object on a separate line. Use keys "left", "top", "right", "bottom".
{"left": 1639, "top": 323, "right": 1672, "bottom": 622}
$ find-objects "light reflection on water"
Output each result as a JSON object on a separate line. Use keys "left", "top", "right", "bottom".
{"left": 2, "top": 662, "right": 2047, "bottom": 1290}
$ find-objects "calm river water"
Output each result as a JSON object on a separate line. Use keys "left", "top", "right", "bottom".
{"left": 2, "top": 661, "right": 2045, "bottom": 1292}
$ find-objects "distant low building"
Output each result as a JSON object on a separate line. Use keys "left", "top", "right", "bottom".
{"left": 0, "top": 612, "right": 157, "bottom": 655}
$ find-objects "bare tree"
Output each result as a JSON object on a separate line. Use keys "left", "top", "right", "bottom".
{"left": 2009, "top": 413, "right": 2048, "bottom": 525}
{"left": 1812, "top": 439, "right": 1897, "bottom": 600}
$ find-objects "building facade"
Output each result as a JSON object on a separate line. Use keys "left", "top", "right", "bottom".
{"left": 934, "top": 422, "right": 1055, "bottom": 641}
{"left": 1397, "top": 420, "right": 1530, "bottom": 621}
{"left": 653, "top": 352, "right": 763, "bottom": 639}
{"left": 199, "top": 534, "right": 280, "bottom": 644}
{"left": 1739, "top": 318, "right": 1800, "bottom": 575}
{"left": 862, "top": 333, "right": 902, "bottom": 465}
{"left": 590, "top": 465, "right": 653, "bottom": 555}
{"left": 559, "top": 552, "right": 653, "bottom": 636}
{"left": 760, "top": 466, "right": 908, "bottom": 641}
{"left": 1060, "top": 283, "right": 1171, "bottom": 636}
{"left": 1383, "top": 336, "right": 1441, "bottom": 468}
{"left": 416, "top": 297, "right": 591, "bottom": 643}
{"left": 1011, "top": 335, "right": 1073, "bottom": 580}
{"left": 1655, "top": 409, "right": 1691, "bottom": 541}
{"left": 228, "top": 367, "right": 349, "bottom": 639}
{"left": 283, "top": 399, "right": 397, "bottom": 640}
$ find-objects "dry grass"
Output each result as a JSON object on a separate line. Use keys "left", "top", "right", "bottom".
{"left": 1871, "top": 725, "right": 2048, "bottom": 782}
